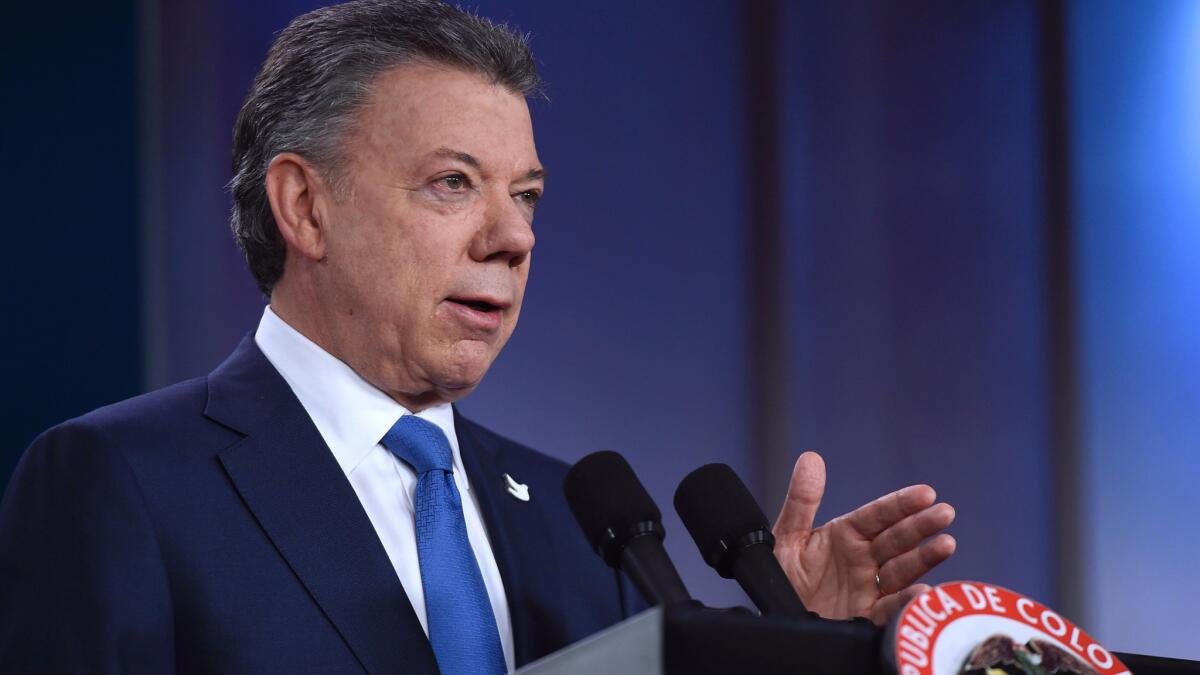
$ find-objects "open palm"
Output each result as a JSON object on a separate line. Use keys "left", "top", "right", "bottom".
{"left": 772, "top": 452, "right": 957, "bottom": 625}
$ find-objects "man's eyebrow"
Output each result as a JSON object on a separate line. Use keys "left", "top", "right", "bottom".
{"left": 431, "top": 147, "right": 546, "bottom": 181}
{"left": 432, "top": 147, "right": 481, "bottom": 169}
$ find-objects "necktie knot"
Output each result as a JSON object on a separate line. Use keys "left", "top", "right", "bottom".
{"left": 381, "top": 415, "right": 453, "bottom": 475}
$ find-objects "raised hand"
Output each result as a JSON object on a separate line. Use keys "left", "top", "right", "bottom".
{"left": 772, "top": 451, "right": 957, "bottom": 625}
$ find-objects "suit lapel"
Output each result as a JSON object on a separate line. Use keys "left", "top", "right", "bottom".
{"left": 455, "top": 410, "right": 566, "bottom": 667}
{"left": 206, "top": 336, "right": 437, "bottom": 675}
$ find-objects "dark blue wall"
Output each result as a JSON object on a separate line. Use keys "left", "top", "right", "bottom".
{"left": 0, "top": 3, "right": 141, "bottom": 480}
{"left": 777, "top": 0, "right": 1054, "bottom": 603}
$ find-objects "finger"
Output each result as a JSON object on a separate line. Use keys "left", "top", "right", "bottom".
{"left": 845, "top": 484, "right": 937, "bottom": 540}
{"left": 870, "top": 584, "right": 929, "bottom": 626}
{"left": 773, "top": 451, "right": 826, "bottom": 537}
{"left": 877, "top": 534, "right": 956, "bottom": 593}
{"left": 869, "top": 502, "right": 956, "bottom": 564}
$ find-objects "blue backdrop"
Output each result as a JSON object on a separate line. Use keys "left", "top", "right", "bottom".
{"left": 1068, "top": 0, "right": 1200, "bottom": 657}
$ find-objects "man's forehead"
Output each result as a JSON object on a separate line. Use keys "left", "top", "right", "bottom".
{"left": 353, "top": 64, "right": 541, "bottom": 173}
{"left": 367, "top": 62, "right": 525, "bottom": 119}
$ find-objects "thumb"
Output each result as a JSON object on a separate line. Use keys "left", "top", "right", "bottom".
{"left": 773, "top": 451, "right": 826, "bottom": 538}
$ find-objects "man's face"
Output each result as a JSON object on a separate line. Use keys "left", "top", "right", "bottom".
{"left": 312, "top": 62, "right": 542, "bottom": 408}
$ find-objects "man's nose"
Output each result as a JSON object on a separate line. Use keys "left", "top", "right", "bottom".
{"left": 471, "top": 189, "right": 536, "bottom": 267}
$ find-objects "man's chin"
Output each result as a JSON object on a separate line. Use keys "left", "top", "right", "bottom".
{"left": 430, "top": 353, "right": 497, "bottom": 400}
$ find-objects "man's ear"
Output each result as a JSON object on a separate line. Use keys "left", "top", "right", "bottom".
{"left": 265, "top": 152, "right": 332, "bottom": 262}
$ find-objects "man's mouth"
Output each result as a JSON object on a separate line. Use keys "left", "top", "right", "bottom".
{"left": 446, "top": 294, "right": 511, "bottom": 315}
{"left": 451, "top": 298, "right": 500, "bottom": 313}
{"left": 445, "top": 295, "right": 508, "bottom": 332}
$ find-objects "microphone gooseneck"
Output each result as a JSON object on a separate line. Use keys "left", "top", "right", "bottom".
{"left": 563, "top": 451, "right": 692, "bottom": 607}
{"left": 674, "top": 463, "right": 809, "bottom": 618}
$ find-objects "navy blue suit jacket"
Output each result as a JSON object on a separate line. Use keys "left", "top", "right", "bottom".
{"left": 0, "top": 336, "right": 643, "bottom": 673}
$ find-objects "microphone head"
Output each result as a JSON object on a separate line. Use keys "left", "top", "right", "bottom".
{"left": 563, "top": 451, "right": 663, "bottom": 567}
{"left": 674, "top": 463, "right": 773, "bottom": 578}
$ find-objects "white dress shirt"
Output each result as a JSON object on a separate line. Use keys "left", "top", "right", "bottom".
{"left": 255, "top": 306, "right": 515, "bottom": 672}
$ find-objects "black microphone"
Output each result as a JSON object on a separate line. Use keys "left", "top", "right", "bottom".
{"left": 563, "top": 451, "right": 692, "bottom": 607}
{"left": 674, "top": 463, "right": 810, "bottom": 619}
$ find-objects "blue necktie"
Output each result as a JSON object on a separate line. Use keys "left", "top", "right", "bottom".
{"left": 381, "top": 415, "right": 507, "bottom": 675}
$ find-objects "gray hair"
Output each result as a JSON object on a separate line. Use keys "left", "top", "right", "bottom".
{"left": 229, "top": 0, "right": 541, "bottom": 296}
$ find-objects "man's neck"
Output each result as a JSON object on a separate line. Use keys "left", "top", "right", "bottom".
{"left": 267, "top": 288, "right": 449, "bottom": 413}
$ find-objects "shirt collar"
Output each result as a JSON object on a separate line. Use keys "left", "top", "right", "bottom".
{"left": 253, "top": 306, "right": 466, "bottom": 483}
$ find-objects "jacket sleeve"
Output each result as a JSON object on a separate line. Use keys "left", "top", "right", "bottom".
{"left": 0, "top": 421, "right": 176, "bottom": 673}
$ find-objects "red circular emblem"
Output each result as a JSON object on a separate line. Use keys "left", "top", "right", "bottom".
{"left": 891, "top": 581, "right": 1130, "bottom": 675}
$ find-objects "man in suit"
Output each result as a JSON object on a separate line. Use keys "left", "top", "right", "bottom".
{"left": 0, "top": 1, "right": 957, "bottom": 672}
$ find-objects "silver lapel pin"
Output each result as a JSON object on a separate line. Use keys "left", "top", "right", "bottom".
{"left": 503, "top": 473, "right": 530, "bottom": 502}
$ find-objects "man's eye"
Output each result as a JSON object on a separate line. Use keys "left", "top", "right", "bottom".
{"left": 516, "top": 190, "right": 542, "bottom": 207}
{"left": 438, "top": 174, "right": 469, "bottom": 190}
